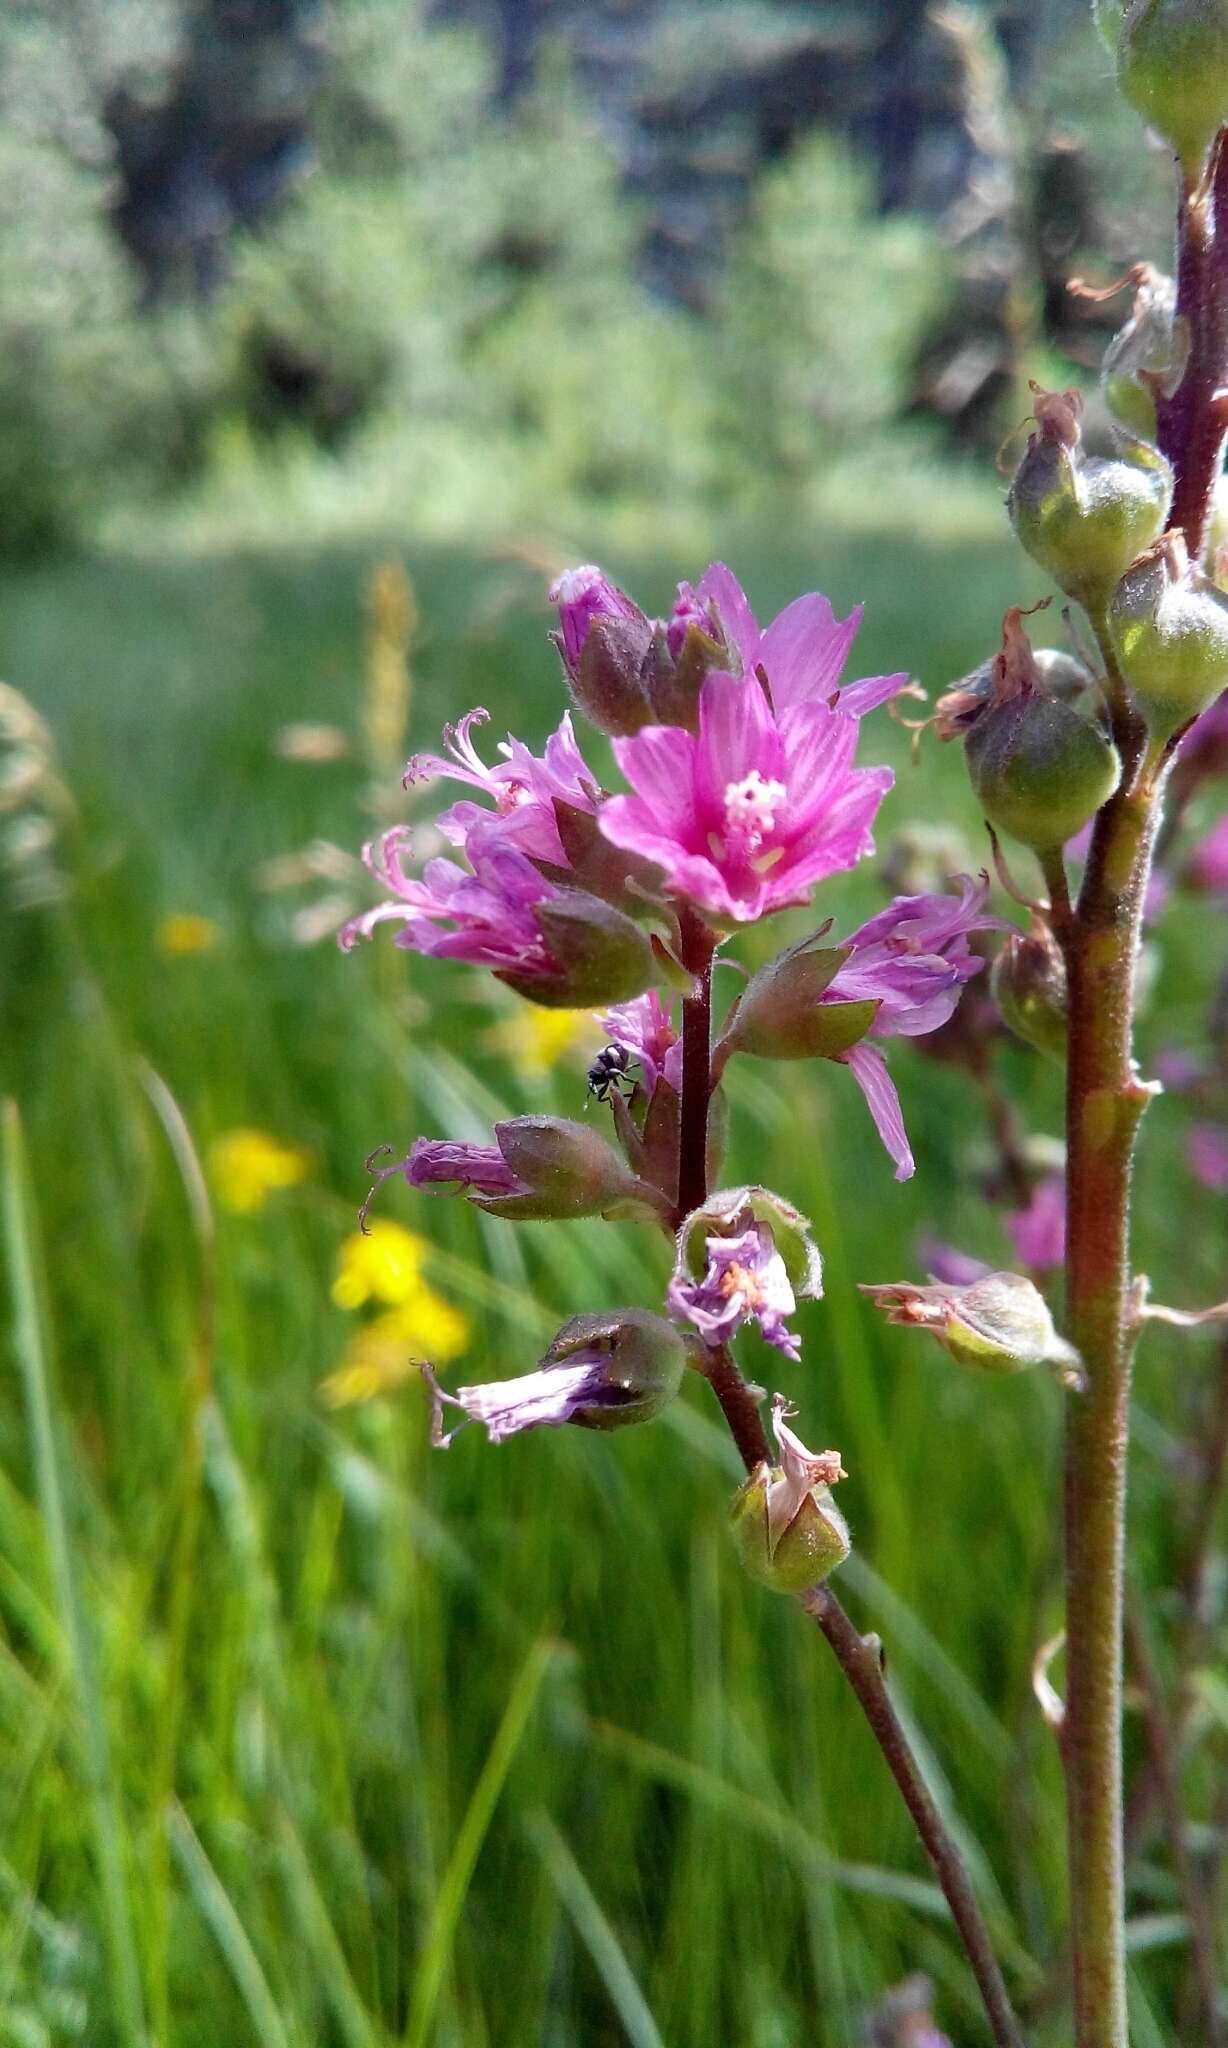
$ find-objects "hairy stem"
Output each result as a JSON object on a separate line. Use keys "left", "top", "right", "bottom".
{"left": 1060, "top": 766, "right": 1158, "bottom": 2048}
{"left": 1059, "top": 125, "right": 1228, "bottom": 2046}
{"left": 802, "top": 1588, "right": 1027, "bottom": 2048}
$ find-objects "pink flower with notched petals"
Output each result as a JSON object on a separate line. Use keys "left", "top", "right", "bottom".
{"left": 600, "top": 668, "right": 893, "bottom": 922}
{"left": 822, "top": 878, "right": 1005, "bottom": 1181}
{"left": 679, "top": 563, "right": 909, "bottom": 716}
{"left": 339, "top": 827, "right": 559, "bottom": 974}
{"left": 404, "top": 706, "right": 596, "bottom": 868}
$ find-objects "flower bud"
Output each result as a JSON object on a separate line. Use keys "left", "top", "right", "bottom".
{"left": 934, "top": 645, "right": 1093, "bottom": 741}
{"left": 499, "top": 887, "right": 657, "bottom": 1009}
{"left": 991, "top": 915, "right": 1068, "bottom": 1062}
{"left": 549, "top": 566, "right": 654, "bottom": 736}
{"left": 1109, "top": 530, "right": 1228, "bottom": 741}
{"left": 716, "top": 933, "right": 877, "bottom": 1064}
{"left": 964, "top": 610, "right": 1122, "bottom": 851}
{"left": 641, "top": 615, "right": 730, "bottom": 734}
{"left": 405, "top": 1117, "right": 667, "bottom": 1223}
{"left": 731, "top": 1395, "right": 850, "bottom": 1594}
{"left": 1007, "top": 386, "right": 1171, "bottom": 609}
{"left": 860, "top": 1270, "right": 1083, "bottom": 1383}
{"left": 425, "top": 1305, "right": 687, "bottom": 1445}
{"left": 1118, "top": 0, "right": 1228, "bottom": 179}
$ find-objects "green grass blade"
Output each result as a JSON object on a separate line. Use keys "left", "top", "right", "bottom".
{"left": 1, "top": 1100, "right": 148, "bottom": 2046}
{"left": 403, "top": 1637, "right": 554, "bottom": 2048}
{"left": 169, "top": 1802, "right": 293, "bottom": 2048}
{"left": 526, "top": 1809, "right": 665, "bottom": 2048}
{"left": 276, "top": 1806, "right": 383, "bottom": 2048}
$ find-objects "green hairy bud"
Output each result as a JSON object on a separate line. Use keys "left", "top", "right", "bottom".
{"left": 1008, "top": 386, "right": 1171, "bottom": 609}
{"left": 964, "top": 610, "right": 1122, "bottom": 852}
{"left": 1119, "top": 0, "right": 1228, "bottom": 178}
{"left": 1109, "top": 530, "right": 1228, "bottom": 740}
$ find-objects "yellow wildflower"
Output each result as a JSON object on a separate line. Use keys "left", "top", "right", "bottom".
{"left": 320, "top": 1292, "right": 469, "bottom": 1409}
{"left": 157, "top": 912, "right": 221, "bottom": 956}
{"left": 486, "top": 1006, "right": 592, "bottom": 1076}
{"left": 209, "top": 1129, "right": 310, "bottom": 1214}
{"left": 331, "top": 1220, "right": 427, "bottom": 1310}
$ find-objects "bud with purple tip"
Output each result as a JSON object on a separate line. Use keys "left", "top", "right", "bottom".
{"left": 375, "top": 1117, "right": 669, "bottom": 1224}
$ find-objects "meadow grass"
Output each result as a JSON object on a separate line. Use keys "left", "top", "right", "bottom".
{"left": 0, "top": 485, "right": 1222, "bottom": 2045}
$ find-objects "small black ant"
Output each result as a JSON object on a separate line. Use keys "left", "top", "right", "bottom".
{"left": 587, "top": 1042, "right": 638, "bottom": 1105}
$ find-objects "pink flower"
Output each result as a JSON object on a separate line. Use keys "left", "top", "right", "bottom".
{"left": 824, "top": 878, "right": 1004, "bottom": 1182}
{"left": 1006, "top": 1175, "right": 1067, "bottom": 1272}
{"left": 1189, "top": 813, "right": 1228, "bottom": 894}
{"left": 1188, "top": 1122, "right": 1228, "bottom": 1192}
{"left": 668, "top": 1217, "right": 803, "bottom": 1358}
{"left": 405, "top": 1139, "right": 522, "bottom": 1198}
{"left": 339, "top": 828, "right": 560, "bottom": 974}
{"left": 682, "top": 563, "right": 908, "bottom": 716}
{"left": 600, "top": 668, "right": 893, "bottom": 922}
{"left": 404, "top": 707, "right": 597, "bottom": 868}
{"left": 597, "top": 990, "right": 682, "bottom": 1094}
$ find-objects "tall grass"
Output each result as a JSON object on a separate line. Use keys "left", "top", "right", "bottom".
{"left": 0, "top": 495, "right": 1221, "bottom": 2043}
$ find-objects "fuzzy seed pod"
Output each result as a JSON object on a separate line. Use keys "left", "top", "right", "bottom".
{"left": 1119, "top": 0, "right": 1228, "bottom": 178}
{"left": 1110, "top": 531, "right": 1228, "bottom": 741}
{"left": 964, "top": 610, "right": 1121, "bottom": 852}
{"left": 1008, "top": 387, "right": 1171, "bottom": 610}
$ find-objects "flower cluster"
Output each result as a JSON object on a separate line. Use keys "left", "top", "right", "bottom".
{"left": 339, "top": 557, "right": 1008, "bottom": 1596}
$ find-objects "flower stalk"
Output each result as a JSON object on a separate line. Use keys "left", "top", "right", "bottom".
{"left": 1058, "top": 116, "right": 1228, "bottom": 2048}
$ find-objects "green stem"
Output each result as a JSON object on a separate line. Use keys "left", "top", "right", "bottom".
{"left": 1060, "top": 771, "right": 1160, "bottom": 2048}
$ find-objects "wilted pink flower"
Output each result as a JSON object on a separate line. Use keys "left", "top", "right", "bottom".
{"left": 598, "top": 989, "right": 682, "bottom": 1094}
{"left": 668, "top": 1216, "right": 802, "bottom": 1357}
{"left": 405, "top": 707, "right": 597, "bottom": 868}
{"left": 682, "top": 562, "right": 908, "bottom": 716}
{"left": 425, "top": 1357, "right": 618, "bottom": 1443}
{"left": 765, "top": 1393, "right": 847, "bottom": 1538}
{"left": 1188, "top": 813, "right": 1228, "bottom": 894}
{"left": 1006, "top": 1174, "right": 1067, "bottom": 1272}
{"left": 339, "top": 829, "right": 559, "bottom": 974}
{"left": 1188, "top": 1122, "right": 1228, "bottom": 1192}
{"left": 423, "top": 1307, "right": 686, "bottom": 1445}
{"left": 600, "top": 669, "right": 893, "bottom": 922}
{"left": 823, "top": 878, "right": 1003, "bottom": 1181}
{"left": 548, "top": 566, "right": 646, "bottom": 676}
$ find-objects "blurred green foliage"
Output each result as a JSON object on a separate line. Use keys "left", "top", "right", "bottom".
{"left": 0, "top": 0, "right": 945, "bottom": 557}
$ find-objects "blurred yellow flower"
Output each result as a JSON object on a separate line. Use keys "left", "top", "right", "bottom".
{"left": 486, "top": 1006, "right": 592, "bottom": 1075}
{"left": 320, "top": 1293, "right": 469, "bottom": 1409}
{"left": 157, "top": 912, "right": 221, "bottom": 956}
{"left": 209, "top": 1129, "right": 310, "bottom": 1214}
{"left": 331, "top": 1220, "right": 427, "bottom": 1309}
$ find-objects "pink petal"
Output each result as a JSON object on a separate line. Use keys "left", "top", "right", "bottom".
{"left": 611, "top": 723, "right": 699, "bottom": 829}
{"left": 759, "top": 596, "right": 862, "bottom": 710}
{"left": 836, "top": 671, "right": 911, "bottom": 716}
{"left": 695, "top": 562, "right": 760, "bottom": 672}
{"left": 843, "top": 1043, "right": 915, "bottom": 1181}
{"left": 694, "top": 670, "right": 783, "bottom": 816}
